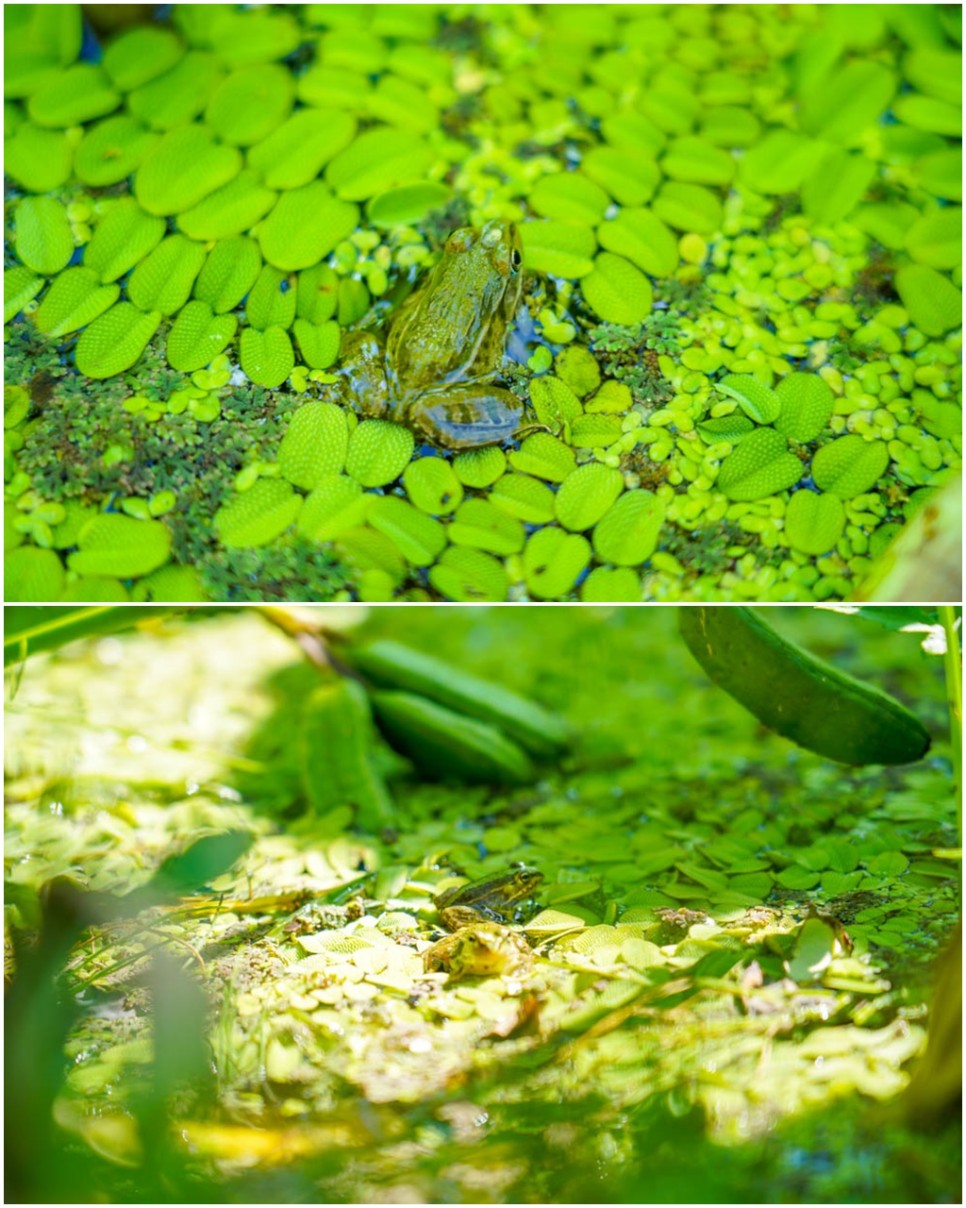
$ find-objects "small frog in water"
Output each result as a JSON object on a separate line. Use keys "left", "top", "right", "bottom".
{"left": 330, "top": 222, "right": 525, "bottom": 449}
{"left": 424, "top": 921, "right": 533, "bottom": 980}
{"left": 433, "top": 865, "right": 544, "bottom": 931}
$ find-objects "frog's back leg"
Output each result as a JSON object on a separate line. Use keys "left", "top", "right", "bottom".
{"left": 408, "top": 384, "right": 523, "bottom": 450}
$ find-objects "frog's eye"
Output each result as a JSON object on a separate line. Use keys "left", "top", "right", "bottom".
{"left": 510, "top": 248, "right": 522, "bottom": 269}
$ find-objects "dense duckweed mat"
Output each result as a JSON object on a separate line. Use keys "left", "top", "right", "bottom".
{"left": 3, "top": 3, "right": 962, "bottom": 604}
{"left": 4, "top": 607, "right": 960, "bottom": 1202}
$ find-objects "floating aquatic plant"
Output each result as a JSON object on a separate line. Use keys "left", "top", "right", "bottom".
{"left": 3, "top": 2, "right": 961, "bottom": 602}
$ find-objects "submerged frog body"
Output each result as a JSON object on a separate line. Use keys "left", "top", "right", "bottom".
{"left": 333, "top": 222, "right": 525, "bottom": 449}
{"left": 433, "top": 866, "right": 544, "bottom": 932}
{"left": 424, "top": 921, "right": 534, "bottom": 981}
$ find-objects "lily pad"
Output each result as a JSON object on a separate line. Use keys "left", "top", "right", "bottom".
{"left": 215, "top": 479, "right": 302, "bottom": 548}
{"left": 165, "top": 301, "right": 237, "bottom": 373}
{"left": 101, "top": 25, "right": 183, "bottom": 91}
{"left": 452, "top": 447, "right": 506, "bottom": 489}
{"left": 249, "top": 108, "right": 357, "bottom": 190}
{"left": 582, "top": 253, "right": 653, "bottom": 325}
{"left": 580, "top": 565, "right": 643, "bottom": 602}
{"left": 403, "top": 457, "right": 464, "bottom": 516}
{"left": 601, "top": 111, "right": 665, "bottom": 156}
{"left": 367, "top": 182, "right": 452, "bottom": 228}
{"left": 258, "top": 182, "right": 360, "bottom": 272}
{"left": 650, "top": 182, "right": 723, "bottom": 235}
{"left": 28, "top": 63, "right": 119, "bottom": 127}
{"left": 569, "top": 414, "right": 623, "bottom": 448}
{"left": 194, "top": 237, "right": 262, "bottom": 314}
{"left": 176, "top": 170, "right": 277, "bottom": 241}
{"left": 530, "top": 172, "right": 610, "bottom": 224}
{"left": 592, "top": 490, "right": 665, "bottom": 566}
{"left": 326, "top": 127, "right": 435, "bottom": 201}
{"left": 509, "top": 433, "right": 577, "bottom": 483}
{"left": 293, "top": 319, "right": 341, "bottom": 369}
{"left": 5, "top": 123, "right": 73, "bottom": 191}
{"left": 716, "top": 374, "right": 781, "bottom": 425}
{"left": 519, "top": 221, "right": 596, "bottom": 279}
{"left": 428, "top": 547, "right": 508, "bottom": 603}
{"left": 5, "top": 547, "right": 66, "bottom": 602}
{"left": 134, "top": 125, "right": 242, "bottom": 216}
{"left": 367, "top": 496, "right": 446, "bottom": 566}
{"left": 581, "top": 145, "right": 660, "bottom": 206}
{"left": 74, "top": 303, "right": 161, "bottom": 379}
{"left": 447, "top": 498, "right": 525, "bottom": 555}
{"left": 335, "top": 528, "right": 407, "bottom": 587}
{"left": 784, "top": 491, "right": 846, "bottom": 556}
{"left": 894, "top": 264, "right": 962, "bottom": 336}
{"left": 529, "top": 376, "right": 583, "bottom": 430}
{"left": 296, "top": 264, "right": 339, "bottom": 325}
{"left": 523, "top": 526, "right": 591, "bottom": 599}
{"left": 698, "top": 415, "right": 755, "bottom": 444}
{"left": 278, "top": 402, "right": 349, "bottom": 489}
{"left": 239, "top": 326, "right": 295, "bottom": 388}
{"left": 904, "top": 208, "right": 962, "bottom": 270}
{"left": 798, "top": 60, "right": 896, "bottom": 144}
{"left": 739, "top": 130, "right": 827, "bottom": 194}
{"left": 555, "top": 462, "right": 624, "bottom": 531}
{"left": 73, "top": 115, "right": 159, "bottom": 188}
{"left": 298, "top": 474, "right": 369, "bottom": 541}
{"left": 205, "top": 63, "right": 294, "bottom": 146}
{"left": 15, "top": 196, "right": 73, "bottom": 276}
{"left": 716, "top": 429, "right": 803, "bottom": 501}
{"left": 84, "top": 199, "right": 165, "bottom": 284}
{"left": 490, "top": 473, "right": 556, "bottom": 525}
{"left": 774, "top": 374, "right": 835, "bottom": 443}
{"left": 34, "top": 267, "right": 119, "bottom": 338}
{"left": 127, "top": 51, "right": 224, "bottom": 130}
{"left": 801, "top": 150, "right": 876, "bottom": 225}
{"left": 4, "top": 267, "right": 45, "bottom": 324}
{"left": 246, "top": 266, "right": 297, "bottom": 331}
{"left": 811, "top": 436, "right": 890, "bottom": 499}
{"left": 345, "top": 420, "right": 414, "bottom": 488}
{"left": 127, "top": 234, "right": 206, "bottom": 316}
{"left": 367, "top": 74, "right": 439, "bottom": 134}
{"left": 597, "top": 208, "right": 679, "bottom": 277}
{"left": 662, "top": 136, "right": 735, "bottom": 185}
{"left": 67, "top": 514, "right": 171, "bottom": 578}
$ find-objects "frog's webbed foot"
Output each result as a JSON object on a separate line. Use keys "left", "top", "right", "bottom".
{"left": 407, "top": 384, "right": 524, "bottom": 450}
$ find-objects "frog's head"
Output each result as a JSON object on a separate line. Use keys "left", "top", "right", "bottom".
{"left": 435, "top": 223, "right": 524, "bottom": 323}
{"left": 443, "top": 221, "right": 522, "bottom": 281}
{"left": 508, "top": 866, "right": 544, "bottom": 899}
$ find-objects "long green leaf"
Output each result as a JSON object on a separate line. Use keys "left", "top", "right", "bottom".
{"left": 4, "top": 606, "right": 176, "bottom": 666}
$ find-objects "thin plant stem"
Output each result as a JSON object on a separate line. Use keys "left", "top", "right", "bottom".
{"left": 937, "top": 606, "right": 961, "bottom": 839}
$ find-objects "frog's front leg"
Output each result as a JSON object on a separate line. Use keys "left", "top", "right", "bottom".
{"left": 406, "top": 383, "right": 523, "bottom": 450}
{"left": 331, "top": 331, "right": 395, "bottom": 420}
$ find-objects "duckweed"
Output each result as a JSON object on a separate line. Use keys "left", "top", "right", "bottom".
{"left": 4, "top": 3, "right": 961, "bottom": 602}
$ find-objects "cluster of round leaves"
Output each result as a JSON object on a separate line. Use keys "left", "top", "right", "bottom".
{"left": 215, "top": 378, "right": 666, "bottom": 604}
{"left": 700, "top": 371, "right": 891, "bottom": 557}
{"left": 3, "top": 3, "right": 962, "bottom": 603}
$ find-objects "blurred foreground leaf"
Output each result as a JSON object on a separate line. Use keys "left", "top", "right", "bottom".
{"left": 3, "top": 605, "right": 176, "bottom": 666}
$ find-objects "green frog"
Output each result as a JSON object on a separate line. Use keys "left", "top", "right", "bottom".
{"left": 423, "top": 921, "right": 534, "bottom": 980}
{"left": 433, "top": 865, "right": 544, "bottom": 931}
{"left": 331, "top": 222, "right": 525, "bottom": 450}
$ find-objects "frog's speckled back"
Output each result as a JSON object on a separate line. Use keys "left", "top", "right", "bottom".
{"left": 387, "top": 222, "right": 523, "bottom": 395}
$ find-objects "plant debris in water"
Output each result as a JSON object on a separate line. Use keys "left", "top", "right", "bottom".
{"left": 3, "top": 606, "right": 959, "bottom": 1201}
{"left": 4, "top": 4, "right": 962, "bottom": 603}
